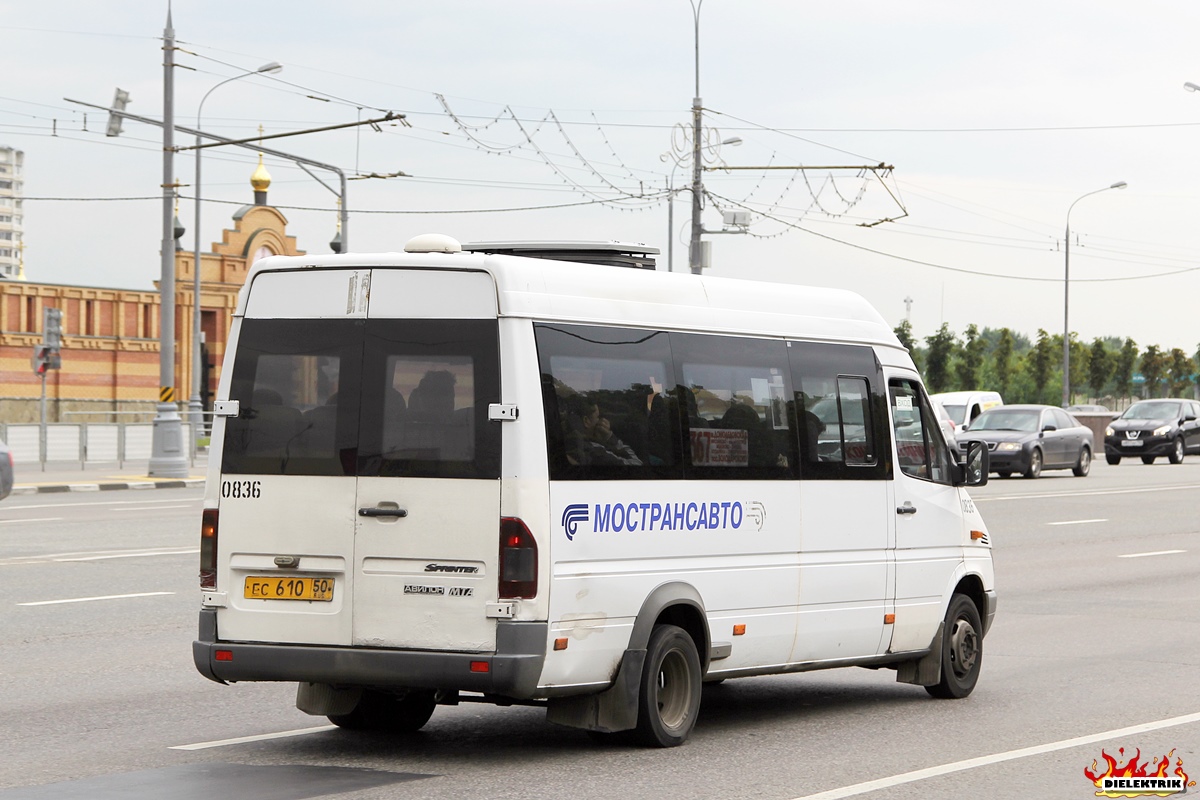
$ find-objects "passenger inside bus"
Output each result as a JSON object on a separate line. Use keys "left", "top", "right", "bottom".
{"left": 624, "top": 378, "right": 672, "bottom": 465}
{"left": 564, "top": 396, "right": 643, "bottom": 466}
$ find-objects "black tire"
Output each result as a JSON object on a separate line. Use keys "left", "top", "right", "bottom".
{"left": 1072, "top": 446, "right": 1092, "bottom": 477}
{"left": 925, "top": 593, "right": 983, "bottom": 699}
{"left": 1142, "top": 455, "right": 1156, "bottom": 465}
{"left": 328, "top": 689, "right": 437, "bottom": 733}
{"left": 996, "top": 470, "right": 1012, "bottom": 479}
{"left": 1169, "top": 437, "right": 1185, "bottom": 464}
{"left": 632, "top": 624, "right": 702, "bottom": 747}
{"left": 1106, "top": 454, "right": 1121, "bottom": 466}
{"left": 1023, "top": 448, "right": 1042, "bottom": 479}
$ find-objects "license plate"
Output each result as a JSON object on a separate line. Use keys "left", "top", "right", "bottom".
{"left": 1122, "top": 439, "right": 1144, "bottom": 447}
{"left": 244, "top": 576, "right": 335, "bottom": 601}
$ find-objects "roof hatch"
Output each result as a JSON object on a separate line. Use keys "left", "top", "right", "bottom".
{"left": 463, "top": 240, "right": 660, "bottom": 270}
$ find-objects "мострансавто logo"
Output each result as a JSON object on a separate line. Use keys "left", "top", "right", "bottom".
{"left": 1084, "top": 748, "right": 1193, "bottom": 797}
{"left": 561, "top": 504, "right": 589, "bottom": 541}
{"left": 561, "top": 500, "right": 765, "bottom": 541}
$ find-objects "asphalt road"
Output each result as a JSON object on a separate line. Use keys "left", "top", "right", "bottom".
{"left": 0, "top": 462, "right": 1197, "bottom": 800}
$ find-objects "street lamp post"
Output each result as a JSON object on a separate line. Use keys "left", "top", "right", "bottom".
{"left": 149, "top": 9, "right": 186, "bottom": 478}
{"left": 190, "top": 61, "right": 281, "bottom": 440}
{"left": 665, "top": 135, "right": 741, "bottom": 272}
{"left": 1063, "top": 181, "right": 1126, "bottom": 407}
{"left": 688, "top": 0, "right": 705, "bottom": 275}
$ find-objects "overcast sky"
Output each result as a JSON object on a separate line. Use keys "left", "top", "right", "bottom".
{"left": 4, "top": 1, "right": 1200, "bottom": 353}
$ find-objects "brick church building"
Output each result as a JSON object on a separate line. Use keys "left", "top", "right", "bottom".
{"left": 0, "top": 160, "right": 304, "bottom": 422}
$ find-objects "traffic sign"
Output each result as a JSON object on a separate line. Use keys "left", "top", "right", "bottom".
{"left": 32, "top": 345, "right": 61, "bottom": 375}
{"left": 42, "top": 307, "right": 63, "bottom": 349}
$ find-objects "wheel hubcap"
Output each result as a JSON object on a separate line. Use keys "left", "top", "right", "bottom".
{"left": 655, "top": 648, "right": 694, "bottom": 731}
{"left": 948, "top": 618, "right": 979, "bottom": 678}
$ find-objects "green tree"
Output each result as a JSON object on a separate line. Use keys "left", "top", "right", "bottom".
{"left": 993, "top": 328, "right": 1014, "bottom": 398}
{"left": 1141, "top": 345, "right": 1165, "bottom": 398}
{"left": 978, "top": 327, "right": 1032, "bottom": 354}
{"left": 923, "top": 323, "right": 956, "bottom": 393}
{"left": 1194, "top": 343, "right": 1200, "bottom": 395}
{"left": 1113, "top": 338, "right": 1138, "bottom": 400}
{"left": 1168, "top": 348, "right": 1193, "bottom": 396}
{"left": 1068, "top": 335, "right": 1090, "bottom": 401}
{"left": 1028, "top": 329, "right": 1055, "bottom": 402}
{"left": 955, "top": 324, "right": 986, "bottom": 390}
{"left": 1087, "top": 338, "right": 1112, "bottom": 401}
{"left": 893, "top": 320, "right": 918, "bottom": 371}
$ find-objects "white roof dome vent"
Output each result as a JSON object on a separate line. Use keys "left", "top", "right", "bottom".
{"left": 404, "top": 233, "right": 462, "bottom": 254}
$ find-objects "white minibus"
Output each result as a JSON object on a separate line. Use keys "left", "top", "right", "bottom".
{"left": 193, "top": 235, "right": 995, "bottom": 747}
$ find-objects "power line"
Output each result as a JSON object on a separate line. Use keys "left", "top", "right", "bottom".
{"left": 707, "top": 191, "right": 1200, "bottom": 284}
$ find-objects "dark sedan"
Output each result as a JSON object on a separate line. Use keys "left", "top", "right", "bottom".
{"left": 1104, "top": 398, "right": 1200, "bottom": 465}
{"left": 958, "top": 404, "right": 1093, "bottom": 479}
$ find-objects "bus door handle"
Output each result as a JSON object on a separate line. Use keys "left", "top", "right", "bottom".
{"left": 358, "top": 506, "right": 408, "bottom": 518}
{"left": 896, "top": 502, "right": 917, "bottom": 516}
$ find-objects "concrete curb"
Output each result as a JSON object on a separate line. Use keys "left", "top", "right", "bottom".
{"left": 12, "top": 478, "right": 206, "bottom": 495}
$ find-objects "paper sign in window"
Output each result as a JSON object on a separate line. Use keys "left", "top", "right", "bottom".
{"left": 690, "top": 428, "right": 749, "bottom": 467}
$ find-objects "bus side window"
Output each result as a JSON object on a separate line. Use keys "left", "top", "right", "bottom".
{"left": 789, "top": 341, "right": 887, "bottom": 481}
{"left": 534, "top": 323, "right": 681, "bottom": 481}
{"left": 889, "top": 379, "right": 952, "bottom": 484}
{"left": 671, "top": 333, "right": 797, "bottom": 480}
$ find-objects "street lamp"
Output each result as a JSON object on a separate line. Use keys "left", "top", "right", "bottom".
{"left": 1063, "top": 181, "right": 1126, "bottom": 406}
{"left": 190, "top": 61, "right": 282, "bottom": 437}
{"left": 664, "top": 135, "right": 740, "bottom": 272}
{"left": 687, "top": 0, "right": 705, "bottom": 274}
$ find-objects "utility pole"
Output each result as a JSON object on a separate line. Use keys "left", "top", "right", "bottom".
{"left": 149, "top": 8, "right": 188, "bottom": 478}
{"left": 904, "top": 296, "right": 913, "bottom": 322}
{"left": 688, "top": 2, "right": 705, "bottom": 275}
{"left": 73, "top": 99, "right": 402, "bottom": 255}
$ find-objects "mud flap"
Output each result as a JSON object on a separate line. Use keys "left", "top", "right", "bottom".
{"left": 896, "top": 621, "right": 944, "bottom": 687}
{"left": 545, "top": 649, "right": 646, "bottom": 733}
{"left": 296, "top": 682, "right": 363, "bottom": 716}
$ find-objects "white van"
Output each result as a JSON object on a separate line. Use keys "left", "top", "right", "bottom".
{"left": 193, "top": 236, "right": 995, "bottom": 747}
{"left": 930, "top": 391, "right": 1004, "bottom": 432}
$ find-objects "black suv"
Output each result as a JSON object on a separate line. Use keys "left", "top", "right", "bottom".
{"left": 1104, "top": 398, "right": 1200, "bottom": 465}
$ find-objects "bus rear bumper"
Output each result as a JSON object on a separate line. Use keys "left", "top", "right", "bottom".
{"left": 193, "top": 609, "right": 547, "bottom": 699}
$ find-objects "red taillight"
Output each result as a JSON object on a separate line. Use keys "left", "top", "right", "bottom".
{"left": 498, "top": 517, "right": 537, "bottom": 599}
{"left": 215, "top": 649, "right": 233, "bottom": 662}
{"left": 200, "top": 508, "right": 218, "bottom": 590}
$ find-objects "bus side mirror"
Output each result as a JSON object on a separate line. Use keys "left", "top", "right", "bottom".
{"left": 960, "top": 440, "right": 989, "bottom": 487}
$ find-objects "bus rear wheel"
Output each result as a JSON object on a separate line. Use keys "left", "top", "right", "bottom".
{"left": 632, "top": 624, "right": 702, "bottom": 747}
{"left": 328, "top": 688, "right": 437, "bottom": 733}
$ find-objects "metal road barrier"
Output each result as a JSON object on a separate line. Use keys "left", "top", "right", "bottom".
{"left": 0, "top": 421, "right": 202, "bottom": 470}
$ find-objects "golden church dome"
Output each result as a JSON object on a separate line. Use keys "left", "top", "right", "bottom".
{"left": 250, "top": 154, "right": 271, "bottom": 192}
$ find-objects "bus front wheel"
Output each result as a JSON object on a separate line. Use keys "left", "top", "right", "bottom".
{"left": 925, "top": 594, "right": 983, "bottom": 700}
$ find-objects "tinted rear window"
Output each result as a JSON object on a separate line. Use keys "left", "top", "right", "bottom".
{"left": 222, "top": 318, "right": 500, "bottom": 478}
